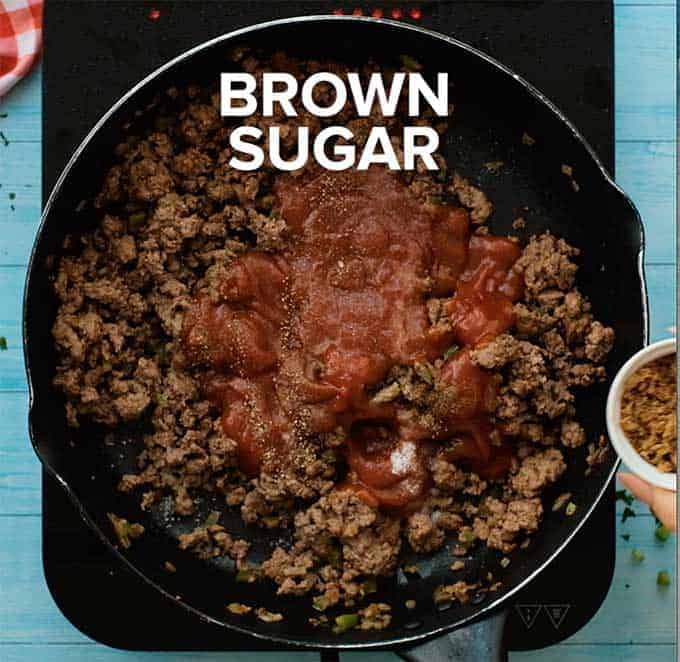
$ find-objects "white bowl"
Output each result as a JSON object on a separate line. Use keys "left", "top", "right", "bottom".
{"left": 606, "top": 337, "right": 677, "bottom": 492}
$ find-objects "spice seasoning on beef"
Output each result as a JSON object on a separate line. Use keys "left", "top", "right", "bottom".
{"left": 620, "top": 354, "right": 677, "bottom": 472}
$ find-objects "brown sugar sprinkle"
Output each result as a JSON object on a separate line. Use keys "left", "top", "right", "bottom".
{"left": 620, "top": 354, "right": 677, "bottom": 472}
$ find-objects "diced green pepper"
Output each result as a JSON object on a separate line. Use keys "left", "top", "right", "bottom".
{"left": 326, "top": 545, "right": 342, "bottom": 570}
{"left": 333, "top": 613, "right": 359, "bottom": 634}
{"left": 459, "top": 529, "right": 475, "bottom": 544}
{"left": 400, "top": 55, "right": 423, "bottom": 71}
{"left": 444, "top": 345, "right": 460, "bottom": 361}
{"left": 205, "top": 510, "right": 221, "bottom": 527}
{"left": 129, "top": 212, "right": 146, "bottom": 232}
{"left": 363, "top": 577, "right": 377, "bottom": 594}
{"left": 155, "top": 344, "right": 170, "bottom": 366}
{"left": 107, "top": 512, "right": 144, "bottom": 549}
{"left": 312, "top": 596, "right": 328, "bottom": 612}
{"left": 154, "top": 116, "right": 171, "bottom": 131}
{"left": 235, "top": 569, "right": 256, "bottom": 583}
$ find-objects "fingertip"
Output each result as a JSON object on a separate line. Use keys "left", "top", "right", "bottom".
{"left": 617, "top": 472, "right": 638, "bottom": 492}
{"left": 619, "top": 472, "right": 641, "bottom": 488}
{"left": 649, "top": 486, "right": 677, "bottom": 532}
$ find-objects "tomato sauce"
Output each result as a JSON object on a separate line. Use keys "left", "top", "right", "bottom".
{"left": 445, "top": 235, "right": 523, "bottom": 346}
{"left": 181, "top": 168, "right": 523, "bottom": 510}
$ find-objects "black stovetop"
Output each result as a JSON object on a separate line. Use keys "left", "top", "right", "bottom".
{"left": 43, "top": 0, "right": 616, "bottom": 653}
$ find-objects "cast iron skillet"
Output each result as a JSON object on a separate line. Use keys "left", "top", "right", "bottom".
{"left": 24, "top": 16, "right": 647, "bottom": 661}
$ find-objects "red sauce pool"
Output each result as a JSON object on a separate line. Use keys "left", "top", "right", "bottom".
{"left": 182, "top": 168, "right": 523, "bottom": 511}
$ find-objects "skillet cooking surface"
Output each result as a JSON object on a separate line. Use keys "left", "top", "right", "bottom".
{"left": 25, "top": 17, "right": 645, "bottom": 649}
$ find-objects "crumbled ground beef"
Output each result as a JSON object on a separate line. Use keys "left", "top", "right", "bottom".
{"left": 261, "top": 547, "right": 319, "bottom": 596}
{"left": 406, "top": 511, "right": 445, "bottom": 553}
{"left": 51, "top": 51, "right": 615, "bottom": 619}
{"left": 514, "top": 232, "right": 578, "bottom": 295}
{"left": 358, "top": 602, "right": 392, "bottom": 630}
{"left": 449, "top": 173, "right": 493, "bottom": 224}
{"left": 472, "top": 497, "right": 542, "bottom": 553}
{"left": 178, "top": 524, "right": 250, "bottom": 561}
{"left": 255, "top": 608, "right": 283, "bottom": 623}
{"left": 433, "top": 580, "right": 477, "bottom": 604}
{"left": 471, "top": 243, "right": 614, "bottom": 459}
{"left": 227, "top": 602, "right": 252, "bottom": 615}
{"left": 510, "top": 449, "right": 567, "bottom": 498}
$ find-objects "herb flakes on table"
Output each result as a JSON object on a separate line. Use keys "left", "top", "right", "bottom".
{"left": 657, "top": 570, "right": 671, "bottom": 587}
{"left": 631, "top": 549, "right": 645, "bottom": 563}
{"left": 655, "top": 524, "right": 671, "bottom": 543}
{"left": 621, "top": 506, "right": 637, "bottom": 523}
{"left": 616, "top": 489, "right": 635, "bottom": 506}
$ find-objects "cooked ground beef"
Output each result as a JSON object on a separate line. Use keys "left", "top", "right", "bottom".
{"left": 51, "top": 50, "right": 615, "bottom": 618}
{"left": 510, "top": 449, "right": 567, "bottom": 498}
{"left": 178, "top": 523, "right": 250, "bottom": 561}
{"left": 433, "top": 580, "right": 477, "bottom": 604}
{"left": 358, "top": 602, "right": 392, "bottom": 630}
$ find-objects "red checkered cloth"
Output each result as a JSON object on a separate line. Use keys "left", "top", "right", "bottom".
{"left": 0, "top": 0, "right": 42, "bottom": 98}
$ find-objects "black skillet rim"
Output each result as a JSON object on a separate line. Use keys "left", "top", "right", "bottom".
{"left": 23, "top": 15, "right": 648, "bottom": 651}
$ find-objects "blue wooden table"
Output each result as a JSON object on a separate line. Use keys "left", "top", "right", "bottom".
{"left": 0, "top": 2, "right": 676, "bottom": 660}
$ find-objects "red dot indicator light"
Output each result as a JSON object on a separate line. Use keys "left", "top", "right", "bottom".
{"left": 332, "top": 8, "right": 344, "bottom": 15}
{"left": 409, "top": 7, "right": 422, "bottom": 20}
{"left": 371, "top": 8, "right": 383, "bottom": 18}
{"left": 148, "top": 7, "right": 161, "bottom": 20}
{"left": 352, "top": 7, "right": 363, "bottom": 15}
{"left": 391, "top": 7, "right": 403, "bottom": 19}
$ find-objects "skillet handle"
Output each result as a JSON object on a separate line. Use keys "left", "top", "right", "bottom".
{"left": 397, "top": 608, "right": 508, "bottom": 662}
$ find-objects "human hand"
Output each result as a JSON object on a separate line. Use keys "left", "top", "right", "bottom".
{"left": 619, "top": 473, "right": 676, "bottom": 532}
